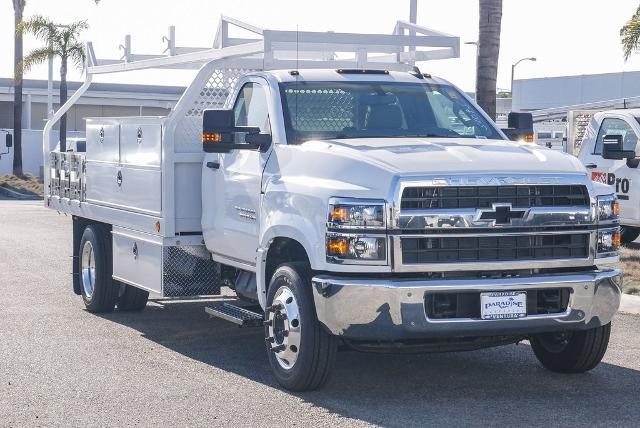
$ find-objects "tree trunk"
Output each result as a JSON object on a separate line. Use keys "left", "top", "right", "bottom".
{"left": 59, "top": 56, "right": 68, "bottom": 152}
{"left": 12, "top": 4, "right": 24, "bottom": 177}
{"left": 476, "top": 0, "right": 503, "bottom": 120}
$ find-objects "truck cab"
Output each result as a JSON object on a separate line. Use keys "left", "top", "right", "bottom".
{"left": 577, "top": 109, "right": 640, "bottom": 243}
{"left": 195, "top": 69, "right": 622, "bottom": 389}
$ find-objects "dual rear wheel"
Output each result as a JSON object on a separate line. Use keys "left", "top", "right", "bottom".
{"left": 79, "top": 224, "right": 148, "bottom": 313}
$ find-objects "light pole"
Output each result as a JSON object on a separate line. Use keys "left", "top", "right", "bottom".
{"left": 465, "top": 41, "right": 478, "bottom": 100}
{"left": 511, "top": 57, "right": 537, "bottom": 97}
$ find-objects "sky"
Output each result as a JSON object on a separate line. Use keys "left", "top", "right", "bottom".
{"left": 2, "top": 0, "right": 640, "bottom": 92}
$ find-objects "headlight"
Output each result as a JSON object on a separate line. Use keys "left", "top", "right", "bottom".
{"left": 326, "top": 234, "right": 387, "bottom": 263}
{"left": 597, "top": 195, "right": 619, "bottom": 224}
{"left": 327, "top": 198, "right": 385, "bottom": 229}
{"left": 597, "top": 227, "right": 621, "bottom": 257}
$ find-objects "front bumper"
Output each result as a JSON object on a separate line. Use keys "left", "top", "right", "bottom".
{"left": 311, "top": 269, "right": 622, "bottom": 341}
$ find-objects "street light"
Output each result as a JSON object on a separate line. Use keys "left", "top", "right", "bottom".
{"left": 465, "top": 41, "right": 478, "bottom": 100}
{"left": 511, "top": 57, "right": 537, "bottom": 96}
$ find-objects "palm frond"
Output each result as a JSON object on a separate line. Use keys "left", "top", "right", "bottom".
{"left": 67, "top": 43, "right": 87, "bottom": 71}
{"left": 621, "top": 5, "right": 640, "bottom": 60}
{"left": 17, "top": 15, "right": 56, "bottom": 42}
{"left": 19, "top": 47, "right": 54, "bottom": 75}
{"left": 64, "top": 20, "right": 89, "bottom": 38}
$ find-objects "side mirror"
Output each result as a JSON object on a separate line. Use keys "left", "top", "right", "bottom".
{"left": 5, "top": 133, "right": 12, "bottom": 148}
{"left": 502, "top": 112, "right": 534, "bottom": 142}
{"left": 602, "top": 134, "right": 635, "bottom": 160}
{"left": 202, "top": 109, "right": 271, "bottom": 153}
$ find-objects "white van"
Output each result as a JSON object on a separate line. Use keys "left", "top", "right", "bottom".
{"left": 578, "top": 109, "right": 640, "bottom": 243}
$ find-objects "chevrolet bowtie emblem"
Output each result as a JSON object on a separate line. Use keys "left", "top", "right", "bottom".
{"left": 477, "top": 204, "right": 527, "bottom": 225}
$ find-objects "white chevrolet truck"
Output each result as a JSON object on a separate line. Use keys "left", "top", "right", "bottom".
{"left": 44, "top": 23, "right": 622, "bottom": 391}
{"left": 577, "top": 109, "right": 640, "bottom": 243}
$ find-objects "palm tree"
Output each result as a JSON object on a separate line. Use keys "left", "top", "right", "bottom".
{"left": 621, "top": 5, "right": 640, "bottom": 60}
{"left": 18, "top": 16, "right": 87, "bottom": 152}
{"left": 476, "top": 0, "right": 503, "bottom": 120}
{"left": 12, "top": 0, "right": 26, "bottom": 177}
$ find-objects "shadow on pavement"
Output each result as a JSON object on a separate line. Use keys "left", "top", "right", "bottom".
{"left": 99, "top": 299, "right": 640, "bottom": 427}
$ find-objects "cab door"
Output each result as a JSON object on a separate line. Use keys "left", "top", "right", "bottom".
{"left": 581, "top": 115, "right": 640, "bottom": 226}
{"left": 202, "top": 78, "right": 273, "bottom": 266}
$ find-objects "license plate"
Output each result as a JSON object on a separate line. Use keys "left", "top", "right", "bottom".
{"left": 480, "top": 291, "right": 527, "bottom": 320}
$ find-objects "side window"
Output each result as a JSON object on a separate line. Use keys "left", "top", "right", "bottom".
{"left": 594, "top": 118, "right": 638, "bottom": 155}
{"left": 233, "top": 82, "right": 271, "bottom": 136}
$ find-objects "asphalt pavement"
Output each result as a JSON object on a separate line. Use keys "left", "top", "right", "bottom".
{"left": 1, "top": 200, "right": 640, "bottom": 427}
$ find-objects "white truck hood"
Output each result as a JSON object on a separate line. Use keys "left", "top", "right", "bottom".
{"left": 314, "top": 137, "right": 587, "bottom": 175}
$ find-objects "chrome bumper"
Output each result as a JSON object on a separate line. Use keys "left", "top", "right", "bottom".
{"left": 311, "top": 269, "right": 622, "bottom": 341}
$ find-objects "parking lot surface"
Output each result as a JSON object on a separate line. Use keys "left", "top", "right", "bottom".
{"left": 1, "top": 200, "right": 640, "bottom": 427}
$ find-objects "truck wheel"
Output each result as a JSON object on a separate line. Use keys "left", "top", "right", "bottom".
{"left": 620, "top": 226, "right": 640, "bottom": 245}
{"left": 79, "top": 225, "right": 117, "bottom": 313}
{"left": 117, "top": 283, "right": 149, "bottom": 311}
{"left": 530, "top": 323, "right": 611, "bottom": 373}
{"left": 264, "top": 262, "right": 337, "bottom": 391}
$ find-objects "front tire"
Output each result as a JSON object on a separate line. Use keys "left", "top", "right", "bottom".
{"left": 79, "top": 224, "right": 117, "bottom": 313}
{"left": 620, "top": 226, "right": 640, "bottom": 245}
{"left": 264, "top": 262, "right": 337, "bottom": 391}
{"left": 530, "top": 323, "right": 611, "bottom": 373}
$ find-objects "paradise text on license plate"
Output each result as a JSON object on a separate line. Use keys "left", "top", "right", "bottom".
{"left": 480, "top": 291, "right": 527, "bottom": 320}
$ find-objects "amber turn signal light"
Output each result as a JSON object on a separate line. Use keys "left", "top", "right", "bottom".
{"left": 330, "top": 207, "right": 350, "bottom": 223}
{"left": 613, "top": 231, "right": 621, "bottom": 248}
{"left": 613, "top": 202, "right": 620, "bottom": 216}
{"left": 202, "top": 133, "right": 223, "bottom": 142}
{"left": 327, "top": 238, "right": 349, "bottom": 256}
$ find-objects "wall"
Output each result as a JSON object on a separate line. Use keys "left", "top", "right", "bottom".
{"left": 513, "top": 71, "right": 640, "bottom": 111}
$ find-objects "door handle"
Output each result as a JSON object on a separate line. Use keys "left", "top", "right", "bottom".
{"left": 206, "top": 161, "right": 220, "bottom": 170}
{"left": 585, "top": 163, "right": 598, "bottom": 169}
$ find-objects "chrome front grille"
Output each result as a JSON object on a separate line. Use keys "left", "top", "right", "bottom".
{"left": 392, "top": 176, "right": 596, "bottom": 272}
{"left": 401, "top": 185, "right": 590, "bottom": 210}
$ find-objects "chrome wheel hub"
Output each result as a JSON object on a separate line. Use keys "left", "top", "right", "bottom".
{"left": 538, "top": 331, "right": 573, "bottom": 353}
{"left": 266, "top": 286, "right": 301, "bottom": 369}
{"left": 81, "top": 241, "right": 96, "bottom": 299}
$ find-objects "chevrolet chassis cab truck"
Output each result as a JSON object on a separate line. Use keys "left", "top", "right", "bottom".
{"left": 577, "top": 109, "right": 640, "bottom": 244}
{"left": 44, "top": 20, "right": 622, "bottom": 391}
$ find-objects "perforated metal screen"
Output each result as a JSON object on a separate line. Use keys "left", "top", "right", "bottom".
{"left": 174, "top": 68, "right": 256, "bottom": 152}
{"left": 284, "top": 88, "right": 356, "bottom": 132}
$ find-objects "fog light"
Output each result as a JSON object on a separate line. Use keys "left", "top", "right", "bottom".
{"left": 597, "top": 228, "right": 621, "bottom": 257}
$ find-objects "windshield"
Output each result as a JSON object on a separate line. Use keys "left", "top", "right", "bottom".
{"left": 279, "top": 81, "right": 503, "bottom": 144}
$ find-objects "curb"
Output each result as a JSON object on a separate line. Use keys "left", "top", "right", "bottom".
{"left": 620, "top": 294, "right": 640, "bottom": 315}
{"left": 0, "top": 185, "right": 41, "bottom": 200}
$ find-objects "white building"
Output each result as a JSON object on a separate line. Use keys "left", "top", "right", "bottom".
{"left": 512, "top": 71, "right": 640, "bottom": 111}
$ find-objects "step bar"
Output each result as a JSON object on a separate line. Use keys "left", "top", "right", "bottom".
{"left": 205, "top": 302, "right": 263, "bottom": 327}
